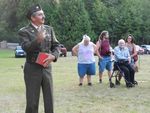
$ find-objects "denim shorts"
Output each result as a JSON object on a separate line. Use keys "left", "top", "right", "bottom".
{"left": 98, "top": 56, "right": 112, "bottom": 72}
{"left": 78, "top": 62, "right": 96, "bottom": 77}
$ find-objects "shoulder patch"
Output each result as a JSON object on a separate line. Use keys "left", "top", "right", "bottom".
{"left": 19, "top": 27, "right": 26, "bottom": 31}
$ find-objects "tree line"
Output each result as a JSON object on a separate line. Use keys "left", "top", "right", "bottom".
{"left": 0, "top": 0, "right": 150, "bottom": 49}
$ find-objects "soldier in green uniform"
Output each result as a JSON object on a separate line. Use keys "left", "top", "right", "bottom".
{"left": 18, "top": 4, "right": 59, "bottom": 113}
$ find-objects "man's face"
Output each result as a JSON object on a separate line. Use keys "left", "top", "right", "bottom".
{"left": 31, "top": 10, "right": 45, "bottom": 25}
{"left": 119, "top": 42, "right": 125, "bottom": 48}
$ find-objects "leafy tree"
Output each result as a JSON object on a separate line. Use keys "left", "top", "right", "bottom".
{"left": 0, "top": 0, "right": 150, "bottom": 46}
{"left": 84, "top": 0, "right": 108, "bottom": 36}
{"left": 55, "top": 0, "right": 94, "bottom": 49}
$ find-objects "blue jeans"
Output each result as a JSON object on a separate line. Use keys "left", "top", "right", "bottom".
{"left": 78, "top": 63, "right": 96, "bottom": 77}
{"left": 98, "top": 56, "right": 112, "bottom": 72}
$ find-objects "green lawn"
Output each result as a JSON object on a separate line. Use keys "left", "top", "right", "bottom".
{"left": 0, "top": 49, "right": 150, "bottom": 113}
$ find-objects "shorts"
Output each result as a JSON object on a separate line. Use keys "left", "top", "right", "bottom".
{"left": 98, "top": 56, "right": 112, "bottom": 72}
{"left": 78, "top": 62, "right": 96, "bottom": 77}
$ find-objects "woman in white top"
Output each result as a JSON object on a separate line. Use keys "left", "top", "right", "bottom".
{"left": 72, "top": 35, "right": 97, "bottom": 86}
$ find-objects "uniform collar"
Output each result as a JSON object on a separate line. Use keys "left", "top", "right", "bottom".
{"left": 31, "top": 23, "right": 42, "bottom": 29}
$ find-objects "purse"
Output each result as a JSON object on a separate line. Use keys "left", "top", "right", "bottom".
{"left": 132, "top": 45, "right": 138, "bottom": 62}
{"left": 133, "top": 54, "right": 138, "bottom": 62}
{"left": 132, "top": 44, "right": 138, "bottom": 62}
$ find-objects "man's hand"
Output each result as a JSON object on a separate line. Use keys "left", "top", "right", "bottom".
{"left": 128, "top": 57, "right": 131, "bottom": 64}
{"left": 43, "top": 54, "right": 55, "bottom": 67}
{"left": 36, "top": 27, "right": 46, "bottom": 43}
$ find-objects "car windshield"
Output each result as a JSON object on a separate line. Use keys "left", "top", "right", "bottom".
{"left": 147, "top": 46, "right": 150, "bottom": 49}
{"left": 16, "top": 46, "right": 22, "bottom": 50}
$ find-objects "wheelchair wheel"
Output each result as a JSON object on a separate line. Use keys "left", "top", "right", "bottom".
{"left": 115, "top": 71, "right": 121, "bottom": 85}
{"left": 109, "top": 70, "right": 121, "bottom": 88}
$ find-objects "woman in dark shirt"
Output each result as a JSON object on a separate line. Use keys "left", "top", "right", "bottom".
{"left": 96, "top": 31, "right": 112, "bottom": 83}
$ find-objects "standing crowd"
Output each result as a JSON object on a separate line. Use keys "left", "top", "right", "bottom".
{"left": 72, "top": 31, "right": 138, "bottom": 88}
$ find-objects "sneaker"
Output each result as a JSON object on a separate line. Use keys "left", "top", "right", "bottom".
{"left": 126, "top": 83, "right": 133, "bottom": 88}
{"left": 79, "top": 83, "right": 82, "bottom": 86}
{"left": 110, "top": 82, "right": 115, "bottom": 88}
{"left": 88, "top": 83, "right": 92, "bottom": 86}
{"left": 134, "top": 81, "right": 138, "bottom": 85}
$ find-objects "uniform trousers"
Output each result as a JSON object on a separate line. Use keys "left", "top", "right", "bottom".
{"left": 24, "top": 62, "right": 53, "bottom": 113}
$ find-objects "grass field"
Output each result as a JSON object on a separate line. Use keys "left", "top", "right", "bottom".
{"left": 0, "top": 49, "right": 150, "bottom": 113}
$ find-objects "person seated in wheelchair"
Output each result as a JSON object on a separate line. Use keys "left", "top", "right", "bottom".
{"left": 113, "top": 39, "right": 138, "bottom": 88}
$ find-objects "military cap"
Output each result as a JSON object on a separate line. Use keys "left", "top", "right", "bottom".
{"left": 26, "top": 4, "right": 42, "bottom": 20}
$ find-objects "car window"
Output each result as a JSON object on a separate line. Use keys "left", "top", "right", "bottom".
{"left": 141, "top": 46, "right": 146, "bottom": 48}
{"left": 16, "top": 46, "right": 22, "bottom": 50}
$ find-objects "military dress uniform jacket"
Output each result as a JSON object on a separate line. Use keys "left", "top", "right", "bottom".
{"left": 18, "top": 24, "right": 59, "bottom": 113}
{"left": 18, "top": 24, "right": 59, "bottom": 63}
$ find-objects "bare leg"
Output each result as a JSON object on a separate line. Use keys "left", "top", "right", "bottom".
{"left": 87, "top": 75, "right": 91, "bottom": 83}
{"left": 99, "top": 72, "right": 103, "bottom": 83}
{"left": 79, "top": 77, "right": 84, "bottom": 86}
{"left": 87, "top": 75, "right": 92, "bottom": 86}
{"left": 108, "top": 71, "right": 112, "bottom": 78}
{"left": 108, "top": 70, "right": 112, "bottom": 82}
{"left": 134, "top": 61, "right": 138, "bottom": 72}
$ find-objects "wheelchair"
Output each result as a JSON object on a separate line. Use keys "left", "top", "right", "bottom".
{"left": 109, "top": 60, "right": 135, "bottom": 88}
